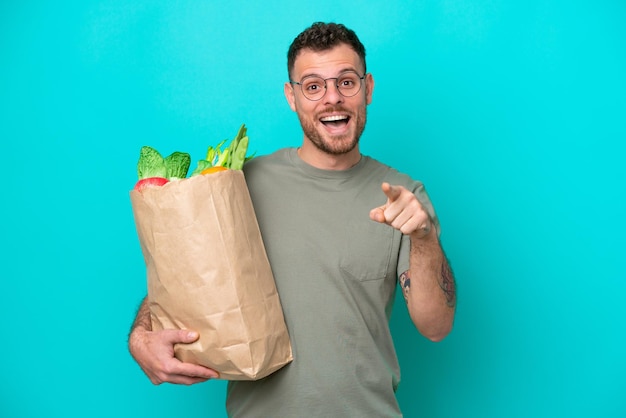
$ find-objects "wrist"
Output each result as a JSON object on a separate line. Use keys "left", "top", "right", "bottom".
{"left": 410, "top": 223, "right": 434, "bottom": 241}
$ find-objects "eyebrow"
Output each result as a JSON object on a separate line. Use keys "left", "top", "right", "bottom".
{"left": 299, "top": 67, "right": 360, "bottom": 80}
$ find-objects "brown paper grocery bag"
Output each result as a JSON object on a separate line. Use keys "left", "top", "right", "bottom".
{"left": 130, "top": 170, "right": 293, "bottom": 380}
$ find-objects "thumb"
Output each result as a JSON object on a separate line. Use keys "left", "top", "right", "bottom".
{"left": 164, "top": 329, "right": 200, "bottom": 345}
{"left": 369, "top": 206, "right": 386, "bottom": 223}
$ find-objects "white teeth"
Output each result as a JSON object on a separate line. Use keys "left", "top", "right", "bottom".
{"left": 320, "top": 115, "right": 348, "bottom": 122}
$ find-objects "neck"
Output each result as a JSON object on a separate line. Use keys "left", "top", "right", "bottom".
{"left": 297, "top": 142, "right": 361, "bottom": 170}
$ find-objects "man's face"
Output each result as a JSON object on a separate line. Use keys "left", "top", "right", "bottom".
{"left": 284, "top": 44, "right": 374, "bottom": 156}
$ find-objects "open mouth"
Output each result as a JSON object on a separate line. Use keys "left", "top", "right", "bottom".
{"left": 320, "top": 114, "right": 350, "bottom": 129}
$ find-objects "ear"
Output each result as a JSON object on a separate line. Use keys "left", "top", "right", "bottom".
{"left": 365, "top": 73, "right": 374, "bottom": 105}
{"left": 284, "top": 82, "right": 297, "bottom": 112}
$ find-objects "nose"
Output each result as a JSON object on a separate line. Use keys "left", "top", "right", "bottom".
{"left": 323, "top": 79, "right": 344, "bottom": 104}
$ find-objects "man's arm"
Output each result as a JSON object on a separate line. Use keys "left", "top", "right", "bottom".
{"left": 401, "top": 227, "right": 456, "bottom": 341}
{"left": 128, "top": 297, "right": 219, "bottom": 385}
{"left": 129, "top": 296, "right": 152, "bottom": 334}
{"left": 370, "top": 182, "right": 456, "bottom": 341}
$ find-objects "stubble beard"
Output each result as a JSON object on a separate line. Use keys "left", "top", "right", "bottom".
{"left": 298, "top": 104, "right": 367, "bottom": 156}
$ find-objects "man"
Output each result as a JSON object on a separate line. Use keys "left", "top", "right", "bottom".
{"left": 129, "top": 22, "right": 456, "bottom": 417}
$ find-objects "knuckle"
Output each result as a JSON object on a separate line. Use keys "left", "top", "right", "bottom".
{"left": 161, "top": 362, "right": 176, "bottom": 375}
{"left": 150, "top": 374, "right": 164, "bottom": 385}
{"left": 156, "top": 367, "right": 173, "bottom": 382}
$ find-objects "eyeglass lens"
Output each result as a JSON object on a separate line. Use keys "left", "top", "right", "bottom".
{"left": 299, "top": 72, "right": 363, "bottom": 100}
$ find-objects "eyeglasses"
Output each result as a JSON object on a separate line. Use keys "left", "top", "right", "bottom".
{"left": 290, "top": 71, "right": 366, "bottom": 101}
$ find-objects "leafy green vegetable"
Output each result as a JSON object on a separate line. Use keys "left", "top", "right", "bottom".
{"left": 190, "top": 160, "right": 213, "bottom": 176}
{"left": 164, "top": 151, "right": 191, "bottom": 179}
{"left": 136, "top": 124, "right": 253, "bottom": 180}
{"left": 190, "top": 123, "right": 254, "bottom": 175}
{"left": 137, "top": 146, "right": 191, "bottom": 180}
{"left": 137, "top": 146, "right": 167, "bottom": 179}
{"left": 231, "top": 135, "right": 249, "bottom": 170}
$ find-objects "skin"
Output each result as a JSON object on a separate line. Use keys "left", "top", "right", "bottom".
{"left": 129, "top": 299, "right": 218, "bottom": 384}
{"left": 128, "top": 42, "right": 456, "bottom": 385}
{"left": 370, "top": 183, "right": 456, "bottom": 341}
{"left": 284, "top": 43, "right": 373, "bottom": 171}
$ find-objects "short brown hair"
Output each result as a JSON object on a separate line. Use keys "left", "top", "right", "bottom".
{"left": 287, "top": 22, "right": 366, "bottom": 80}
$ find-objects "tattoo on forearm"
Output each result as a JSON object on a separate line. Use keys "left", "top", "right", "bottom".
{"left": 399, "top": 271, "right": 411, "bottom": 303}
{"left": 401, "top": 264, "right": 455, "bottom": 309}
{"left": 440, "top": 258, "right": 456, "bottom": 308}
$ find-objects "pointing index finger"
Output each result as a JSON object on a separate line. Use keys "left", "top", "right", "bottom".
{"left": 382, "top": 182, "right": 402, "bottom": 202}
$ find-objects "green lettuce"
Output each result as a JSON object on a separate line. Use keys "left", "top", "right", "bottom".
{"left": 165, "top": 151, "right": 191, "bottom": 179}
{"left": 137, "top": 146, "right": 191, "bottom": 180}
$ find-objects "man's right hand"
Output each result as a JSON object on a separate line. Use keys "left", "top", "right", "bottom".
{"left": 129, "top": 327, "right": 220, "bottom": 385}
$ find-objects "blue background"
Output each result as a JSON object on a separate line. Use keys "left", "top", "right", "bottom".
{"left": 1, "top": 1, "right": 625, "bottom": 417}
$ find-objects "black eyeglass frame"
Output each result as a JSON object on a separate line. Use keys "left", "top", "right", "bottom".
{"left": 289, "top": 71, "right": 367, "bottom": 101}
